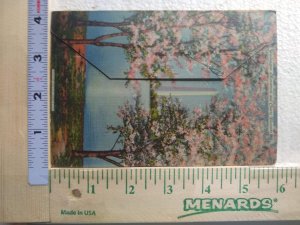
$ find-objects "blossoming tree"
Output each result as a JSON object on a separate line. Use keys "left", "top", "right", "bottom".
{"left": 65, "top": 11, "right": 276, "bottom": 166}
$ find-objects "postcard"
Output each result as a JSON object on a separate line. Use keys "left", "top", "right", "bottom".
{"left": 50, "top": 11, "right": 277, "bottom": 167}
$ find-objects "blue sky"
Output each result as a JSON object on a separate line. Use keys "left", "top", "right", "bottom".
{"left": 82, "top": 11, "right": 226, "bottom": 167}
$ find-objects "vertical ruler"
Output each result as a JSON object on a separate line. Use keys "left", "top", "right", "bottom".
{"left": 28, "top": 0, "right": 48, "bottom": 185}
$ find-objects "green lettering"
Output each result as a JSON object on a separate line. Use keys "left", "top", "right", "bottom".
{"left": 224, "top": 198, "right": 236, "bottom": 210}
{"left": 184, "top": 198, "right": 201, "bottom": 211}
{"left": 202, "top": 199, "right": 211, "bottom": 210}
{"left": 237, "top": 198, "right": 249, "bottom": 210}
{"left": 249, "top": 198, "right": 261, "bottom": 209}
{"left": 261, "top": 198, "right": 273, "bottom": 209}
{"left": 211, "top": 198, "right": 224, "bottom": 209}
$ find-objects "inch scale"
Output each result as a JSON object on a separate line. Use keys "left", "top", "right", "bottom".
{"left": 28, "top": 0, "right": 48, "bottom": 185}
{"left": 26, "top": 0, "right": 300, "bottom": 222}
{"left": 49, "top": 167, "right": 300, "bottom": 223}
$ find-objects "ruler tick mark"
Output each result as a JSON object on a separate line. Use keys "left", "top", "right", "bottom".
{"left": 87, "top": 171, "right": 90, "bottom": 193}
{"left": 206, "top": 168, "right": 209, "bottom": 180}
{"left": 154, "top": 168, "right": 157, "bottom": 185}
{"left": 201, "top": 168, "right": 204, "bottom": 194}
{"left": 173, "top": 168, "right": 176, "bottom": 185}
{"left": 163, "top": 169, "right": 166, "bottom": 194}
{"left": 295, "top": 168, "right": 297, "bottom": 188}
{"left": 116, "top": 170, "right": 118, "bottom": 185}
{"left": 221, "top": 168, "right": 223, "bottom": 189}
{"left": 276, "top": 169, "right": 279, "bottom": 193}
{"left": 125, "top": 169, "right": 128, "bottom": 194}
{"left": 97, "top": 170, "right": 99, "bottom": 184}
{"left": 192, "top": 168, "right": 195, "bottom": 185}
{"left": 59, "top": 169, "right": 61, "bottom": 184}
{"left": 135, "top": 169, "right": 137, "bottom": 185}
{"left": 77, "top": 170, "right": 80, "bottom": 184}
{"left": 239, "top": 168, "right": 241, "bottom": 193}
{"left": 235, "top": 168, "right": 237, "bottom": 180}
{"left": 249, "top": 168, "right": 251, "bottom": 184}
{"left": 68, "top": 169, "right": 70, "bottom": 189}
{"left": 145, "top": 169, "right": 147, "bottom": 190}
{"left": 49, "top": 170, "right": 51, "bottom": 193}
{"left": 159, "top": 168, "right": 162, "bottom": 180}
{"left": 258, "top": 169, "right": 260, "bottom": 189}
{"left": 183, "top": 168, "right": 185, "bottom": 189}
{"left": 106, "top": 170, "right": 109, "bottom": 190}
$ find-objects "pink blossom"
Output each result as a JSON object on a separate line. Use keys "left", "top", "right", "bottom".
{"left": 146, "top": 31, "right": 160, "bottom": 46}
{"left": 193, "top": 107, "right": 202, "bottom": 117}
{"left": 145, "top": 52, "right": 157, "bottom": 70}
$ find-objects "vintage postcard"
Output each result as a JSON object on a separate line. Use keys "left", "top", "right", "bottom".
{"left": 50, "top": 11, "right": 277, "bottom": 167}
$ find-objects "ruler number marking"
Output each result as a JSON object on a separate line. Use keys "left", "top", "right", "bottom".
{"left": 279, "top": 184, "right": 285, "bottom": 193}
{"left": 33, "top": 54, "right": 42, "bottom": 62}
{"left": 33, "top": 92, "right": 42, "bottom": 101}
{"left": 34, "top": 16, "right": 42, "bottom": 24}
{"left": 242, "top": 184, "right": 249, "bottom": 193}
{"left": 89, "top": 184, "right": 95, "bottom": 194}
{"left": 129, "top": 185, "right": 135, "bottom": 194}
{"left": 205, "top": 185, "right": 211, "bottom": 194}
{"left": 166, "top": 185, "right": 173, "bottom": 194}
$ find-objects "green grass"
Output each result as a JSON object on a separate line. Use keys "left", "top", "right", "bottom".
{"left": 51, "top": 12, "right": 88, "bottom": 167}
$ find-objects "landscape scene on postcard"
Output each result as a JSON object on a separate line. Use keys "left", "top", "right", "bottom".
{"left": 50, "top": 11, "right": 277, "bottom": 167}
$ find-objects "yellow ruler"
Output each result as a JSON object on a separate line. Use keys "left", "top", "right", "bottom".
{"left": 49, "top": 167, "right": 300, "bottom": 223}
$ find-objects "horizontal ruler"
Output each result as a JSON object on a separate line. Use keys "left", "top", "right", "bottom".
{"left": 49, "top": 167, "right": 300, "bottom": 223}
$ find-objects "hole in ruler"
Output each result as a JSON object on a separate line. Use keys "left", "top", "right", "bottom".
{"left": 72, "top": 189, "right": 82, "bottom": 198}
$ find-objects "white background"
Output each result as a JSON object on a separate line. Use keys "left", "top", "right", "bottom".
{"left": 50, "top": 0, "right": 300, "bottom": 166}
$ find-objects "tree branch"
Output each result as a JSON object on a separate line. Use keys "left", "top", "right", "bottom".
{"left": 95, "top": 32, "right": 130, "bottom": 42}
{"left": 65, "top": 38, "right": 132, "bottom": 49}
{"left": 71, "top": 150, "right": 123, "bottom": 158}
{"left": 102, "top": 157, "right": 124, "bottom": 167}
{"left": 95, "top": 42, "right": 132, "bottom": 49}
{"left": 76, "top": 20, "right": 131, "bottom": 28}
{"left": 65, "top": 32, "right": 130, "bottom": 48}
